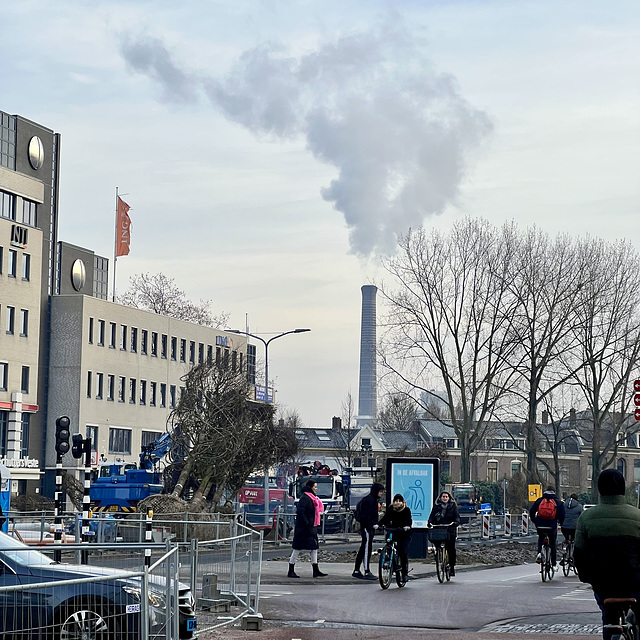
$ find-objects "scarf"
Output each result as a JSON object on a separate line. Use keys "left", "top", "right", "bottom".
{"left": 308, "top": 492, "right": 325, "bottom": 527}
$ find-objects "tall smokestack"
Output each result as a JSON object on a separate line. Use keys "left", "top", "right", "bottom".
{"left": 358, "top": 285, "right": 377, "bottom": 423}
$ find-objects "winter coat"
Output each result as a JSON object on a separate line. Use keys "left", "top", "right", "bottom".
{"left": 291, "top": 488, "right": 319, "bottom": 550}
{"left": 529, "top": 491, "right": 565, "bottom": 529}
{"left": 379, "top": 504, "right": 412, "bottom": 542}
{"left": 358, "top": 483, "right": 384, "bottom": 532}
{"left": 575, "top": 494, "right": 640, "bottom": 597}
{"left": 562, "top": 497, "right": 583, "bottom": 530}
{"left": 428, "top": 499, "right": 461, "bottom": 540}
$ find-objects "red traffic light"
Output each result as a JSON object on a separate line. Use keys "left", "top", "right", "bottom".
{"left": 55, "top": 416, "right": 71, "bottom": 455}
{"left": 635, "top": 380, "right": 640, "bottom": 392}
{"left": 634, "top": 393, "right": 640, "bottom": 407}
{"left": 635, "top": 408, "right": 640, "bottom": 421}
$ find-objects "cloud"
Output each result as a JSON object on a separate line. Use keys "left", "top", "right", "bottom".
{"left": 119, "top": 23, "right": 492, "bottom": 256}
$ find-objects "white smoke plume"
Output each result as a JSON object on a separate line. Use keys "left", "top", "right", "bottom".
{"left": 120, "top": 24, "right": 492, "bottom": 257}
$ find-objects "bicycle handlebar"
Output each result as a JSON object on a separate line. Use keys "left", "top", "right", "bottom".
{"left": 377, "top": 525, "right": 411, "bottom": 532}
{"left": 427, "top": 523, "right": 456, "bottom": 528}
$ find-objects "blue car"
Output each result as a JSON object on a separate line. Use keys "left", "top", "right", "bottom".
{"left": 0, "top": 531, "right": 196, "bottom": 639}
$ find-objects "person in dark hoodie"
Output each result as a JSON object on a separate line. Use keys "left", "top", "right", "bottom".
{"left": 529, "top": 486, "right": 565, "bottom": 567}
{"left": 428, "top": 490, "right": 461, "bottom": 576}
{"left": 575, "top": 469, "right": 640, "bottom": 630}
{"left": 352, "top": 482, "right": 384, "bottom": 580}
{"left": 288, "top": 480, "right": 328, "bottom": 578}
{"left": 378, "top": 493, "right": 412, "bottom": 581}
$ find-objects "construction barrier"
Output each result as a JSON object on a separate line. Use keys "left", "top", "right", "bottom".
{"left": 521, "top": 511, "right": 529, "bottom": 536}
{"left": 504, "top": 512, "right": 511, "bottom": 537}
{"left": 482, "top": 514, "right": 491, "bottom": 539}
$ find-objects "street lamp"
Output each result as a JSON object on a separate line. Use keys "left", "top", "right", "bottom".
{"left": 361, "top": 442, "right": 375, "bottom": 478}
{"left": 227, "top": 327, "right": 311, "bottom": 521}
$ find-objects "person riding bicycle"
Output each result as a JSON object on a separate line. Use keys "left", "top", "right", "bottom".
{"left": 428, "top": 491, "right": 461, "bottom": 576}
{"left": 575, "top": 469, "right": 640, "bottom": 634}
{"left": 560, "top": 493, "right": 583, "bottom": 564}
{"left": 530, "top": 486, "right": 565, "bottom": 568}
{"left": 353, "top": 482, "right": 384, "bottom": 580}
{"left": 378, "top": 493, "right": 412, "bottom": 582}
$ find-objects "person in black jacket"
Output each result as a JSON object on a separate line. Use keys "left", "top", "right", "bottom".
{"left": 428, "top": 491, "right": 461, "bottom": 576}
{"left": 352, "top": 482, "right": 384, "bottom": 580}
{"left": 529, "top": 487, "right": 565, "bottom": 567}
{"left": 378, "top": 494, "right": 412, "bottom": 581}
{"left": 288, "top": 480, "right": 328, "bottom": 578}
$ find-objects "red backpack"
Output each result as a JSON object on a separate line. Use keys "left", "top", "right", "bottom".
{"left": 537, "top": 497, "right": 557, "bottom": 520}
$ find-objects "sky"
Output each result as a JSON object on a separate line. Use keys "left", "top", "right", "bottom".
{"left": 1, "top": 1, "right": 638, "bottom": 428}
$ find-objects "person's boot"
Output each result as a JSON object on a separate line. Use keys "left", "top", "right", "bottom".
{"left": 287, "top": 563, "right": 299, "bottom": 578}
{"left": 312, "top": 563, "right": 327, "bottom": 577}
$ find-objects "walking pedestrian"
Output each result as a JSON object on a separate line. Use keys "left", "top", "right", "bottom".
{"left": 353, "top": 482, "right": 384, "bottom": 580}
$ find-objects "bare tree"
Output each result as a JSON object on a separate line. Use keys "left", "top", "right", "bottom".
{"left": 377, "top": 393, "right": 418, "bottom": 431}
{"left": 380, "top": 219, "right": 521, "bottom": 482}
{"left": 119, "top": 272, "right": 229, "bottom": 328}
{"left": 334, "top": 391, "right": 359, "bottom": 470}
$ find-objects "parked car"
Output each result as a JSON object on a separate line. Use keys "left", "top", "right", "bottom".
{"left": 0, "top": 530, "right": 196, "bottom": 639}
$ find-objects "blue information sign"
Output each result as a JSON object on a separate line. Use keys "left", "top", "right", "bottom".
{"left": 386, "top": 458, "right": 439, "bottom": 529}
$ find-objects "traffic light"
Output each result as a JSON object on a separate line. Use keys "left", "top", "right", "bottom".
{"left": 71, "top": 434, "right": 86, "bottom": 459}
{"left": 634, "top": 380, "right": 640, "bottom": 421}
{"left": 55, "top": 416, "right": 71, "bottom": 455}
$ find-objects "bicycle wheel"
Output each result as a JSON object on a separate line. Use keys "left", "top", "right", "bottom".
{"left": 541, "top": 545, "right": 550, "bottom": 582}
{"left": 394, "top": 554, "right": 406, "bottom": 588}
{"left": 444, "top": 548, "right": 451, "bottom": 582}
{"left": 562, "top": 549, "right": 570, "bottom": 577}
{"left": 435, "top": 545, "right": 445, "bottom": 583}
{"left": 546, "top": 547, "right": 555, "bottom": 581}
{"left": 378, "top": 546, "right": 392, "bottom": 589}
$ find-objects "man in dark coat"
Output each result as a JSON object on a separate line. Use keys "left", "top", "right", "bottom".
{"left": 529, "top": 486, "right": 565, "bottom": 567}
{"left": 575, "top": 469, "right": 640, "bottom": 625}
{"left": 352, "top": 482, "right": 384, "bottom": 580}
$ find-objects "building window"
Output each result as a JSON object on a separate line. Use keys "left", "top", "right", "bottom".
{"left": 198, "top": 343, "right": 204, "bottom": 364}
{"left": 171, "top": 337, "right": 177, "bottom": 361}
{"left": 0, "top": 115, "right": 16, "bottom": 170}
{"left": 118, "top": 376, "right": 126, "bottom": 402}
{"left": 216, "top": 346, "right": 221, "bottom": 364}
{"left": 150, "top": 382, "right": 157, "bottom": 407}
{"left": 141, "top": 330, "right": 148, "bottom": 355}
{"left": 487, "top": 460, "right": 498, "bottom": 483}
{"left": 131, "top": 327, "right": 138, "bottom": 353}
{"left": 87, "top": 371, "right": 92, "bottom": 398}
{"left": 441, "top": 459, "right": 451, "bottom": 475}
{"left": 180, "top": 339, "right": 186, "bottom": 362}
{"left": 98, "top": 320, "right": 105, "bottom": 346}
{"left": 161, "top": 334, "right": 167, "bottom": 359}
{"left": 0, "top": 363, "right": 7, "bottom": 391}
{"left": 140, "top": 380, "right": 146, "bottom": 405}
{"left": 207, "top": 345, "right": 213, "bottom": 364}
{"left": 20, "top": 366, "right": 29, "bottom": 393}
{"left": 634, "top": 460, "right": 640, "bottom": 482}
{"left": 107, "top": 374, "right": 114, "bottom": 401}
{"left": 0, "top": 191, "right": 15, "bottom": 220}
{"left": 151, "top": 332, "right": 158, "bottom": 357}
{"left": 8, "top": 249, "right": 16, "bottom": 277}
{"left": 189, "top": 341, "right": 195, "bottom": 364}
{"left": 93, "top": 255, "right": 109, "bottom": 300}
{"left": 0, "top": 246, "right": 3, "bottom": 273}
{"left": 5, "top": 306, "right": 14, "bottom": 334}
{"left": 617, "top": 458, "right": 627, "bottom": 479}
{"left": 109, "top": 322, "right": 116, "bottom": 348}
{"left": 22, "top": 199, "right": 37, "bottom": 226}
{"left": 0, "top": 411, "right": 6, "bottom": 456}
{"left": 21, "top": 254, "right": 30, "bottom": 281}
{"left": 119, "top": 325, "right": 127, "bottom": 350}
{"left": 129, "top": 378, "right": 136, "bottom": 404}
{"left": 96, "top": 373, "right": 103, "bottom": 400}
{"left": 511, "top": 460, "right": 522, "bottom": 476}
{"left": 88, "top": 317, "right": 94, "bottom": 344}
{"left": 19, "top": 309, "right": 28, "bottom": 336}
{"left": 223, "top": 349, "right": 229, "bottom": 369}
{"left": 109, "top": 428, "right": 131, "bottom": 455}
{"left": 537, "top": 462, "right": 549, "bottom": 483}
{"left": 560, "top": 466, "right": 569, "bottom": 486}
{"left": 86, "top": 425, "right": 98, "bottom": 451}
{"left": 170, "top": 385, "right": 176, "bottom": 408}
{"left": 232, "top": 350, "right": 237, "bottom": 372}
{"left": 141, "top": 431, "right": 161, "bottom": 448}
{"left": 21, "top": 413, "right": 30, "bottom": 457}
{"left": 160, "top": 384, "right": 166, "bottom": 408}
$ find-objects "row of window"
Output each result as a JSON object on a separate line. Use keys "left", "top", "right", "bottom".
{"left": 0, "top": 411, "right": 29, "bottom": 457}
{"left": 87, "top": 317, "right": 242, "bottom": 371}
{"left": 0, "top": 113, "right": 16, "bottom": 171}
{"left": 0, "top": 190, "right": 37, "bottom": 227}
{"left": 1, "top": 305, "right": 29, "bottom": 336}
{"left": 0, "top": 363, "right": 30, "bottom": 393}
{"left": 0, "top": 246, "right": 31, "bottom": 279}
{"left": 85, "top": 424, "right": 161, "bottom": 456}
{"left": 86, "top": 371, "right": 182, "bottom": 409}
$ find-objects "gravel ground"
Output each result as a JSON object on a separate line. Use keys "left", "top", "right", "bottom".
{"left": 269, "top": 540, "right": 540, "bottom": 567}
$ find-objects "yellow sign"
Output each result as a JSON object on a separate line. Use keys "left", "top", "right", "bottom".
{"left": 528, "top": 484, "right": 543, "bottom": 502}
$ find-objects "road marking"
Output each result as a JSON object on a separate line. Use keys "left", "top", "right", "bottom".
{"left": 314, "top": 619, "right": 325, "bottom": 623}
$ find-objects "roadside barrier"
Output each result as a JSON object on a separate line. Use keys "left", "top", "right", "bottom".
{"left": 482, "top": 514, "right": 491, "bottom": 539}
{"left": 521, "top": 511, "right": 529, "bottom": 536}
{"left": 504, "top": 512, "right": 512, "bottom": 537}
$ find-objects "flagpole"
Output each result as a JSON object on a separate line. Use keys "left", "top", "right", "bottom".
{"left": 113, "top": 187, "right": 118, "bottom": 302}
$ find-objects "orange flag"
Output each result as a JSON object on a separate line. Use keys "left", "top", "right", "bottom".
{"left": 115, "top": 197, "right": 132, "bottom": 257}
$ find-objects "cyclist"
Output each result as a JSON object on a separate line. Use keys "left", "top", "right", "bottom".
{"left": 378, "top": 493, "right": 412, "bottom": 582}
{"left": 575, "top": 469, "right": 640, "bottom": 633}
{"left": 352, "top": 482, "right": 384, "bottom": 580}
{"left": 530, "top": 486, "right": 565, "bottom": 568}
{"left": 560, "top": 493, "right": 583, "bottom": 564}
{"left": 428, "top": 491, "right": 460, "bottom": 576}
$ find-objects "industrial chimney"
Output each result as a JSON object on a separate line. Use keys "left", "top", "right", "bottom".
{"left": 357, "top": 285, "right": 377, "bottom": 425}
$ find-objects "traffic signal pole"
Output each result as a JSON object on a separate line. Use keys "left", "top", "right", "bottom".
{"left": 81, "top": 440, "right": 92, "bottom": 564}
{"left": 53, "top": 452, "right": 63, "bottom": 563}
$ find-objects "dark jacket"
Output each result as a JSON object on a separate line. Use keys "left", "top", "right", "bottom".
{"left": 575, "top": 494, "right": 640, "bottom": 596}
{"left": 291, "top": 488, "right": 319, "bottom": 550}
{"left": 379, "top": 504, "right": 412, "bottom": 541}
{"left": 562, "top": 497, "right": 583, "bottom": 530}
{"left": 358, "top": 483, "right": 384, "bottom": 531}
{"left": 529, "top": 491, "right": 565, "bottom": 529}
{"left": 428, "top": 499, "right": 461, "bottom": 540}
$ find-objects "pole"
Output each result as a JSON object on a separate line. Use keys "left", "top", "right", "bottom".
{"left": 54, "top": 453, "right": 63, "bottom": 562}
{"left": 112, "top": 187, "right": 118, "bottom": 302}
{"left": 81, "top": 440, "right": 92, "bottom": 564}
{"left": 264, "top": 340, "right": 269, "bottom": 522}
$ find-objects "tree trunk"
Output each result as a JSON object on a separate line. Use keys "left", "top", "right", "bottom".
{"left": 171, "top": 457, "right": 195, "bottom": 498}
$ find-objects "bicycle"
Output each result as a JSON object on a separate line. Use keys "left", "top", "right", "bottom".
{"left": 537, "top": 526, "right": 555, "bottom": 582}
{"left": 377, "top": 526, "right": 409, "bottom": 589}
{"left": 561, "top": 535, "right": 577, "bottom": 577}
{"left": 427, "top": 523, "right": 454, "bottom": 583}
{"left": 602, "top": 597, "right": 639, "bottom": 640}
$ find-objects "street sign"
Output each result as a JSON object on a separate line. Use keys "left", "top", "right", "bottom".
{"left": 91, "top": 450, "right": 98, "bottom": 466}
{"left": 528, "top": 484, "right": 543, "bottom": 501}
{"left": 480, "top": 503, "right": 491, "bottom": 514}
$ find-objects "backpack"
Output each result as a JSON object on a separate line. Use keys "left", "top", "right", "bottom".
{"left": 537, "top": 497, "right": 557, "bottom": 520}
{"left": 353, "top": 500, "right": 364, "bottom": 522}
